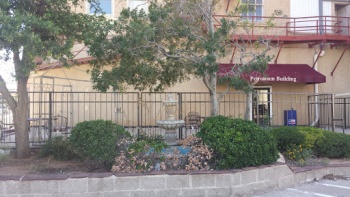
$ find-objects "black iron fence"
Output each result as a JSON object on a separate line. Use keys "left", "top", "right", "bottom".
{"left": 1, "top": 91, "right": 349, "bottom": 146}
{"left": 313, "top": 94, "right": 350, "bottom": 132}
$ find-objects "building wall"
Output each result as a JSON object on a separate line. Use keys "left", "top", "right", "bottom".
{"left": 337, "top": 4, "right": 350, "bottom": 36}
{"left": 28, "top": 0, "right": 349, "bottom": 127}
{"left": 318, "top": 49, "right": 350, "bottom": 94}
{"left": 336, "top": 2, "right": 350, "bottom": 17}
{"left": 222, "top": 0, "right": 289, "bottom": 17}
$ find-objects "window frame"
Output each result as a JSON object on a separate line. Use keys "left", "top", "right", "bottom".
{"left": 241, "top": 0, "right": 264, "bottom": 22}
{"left": 127, "top": 0, "right": 148, "bottom": 12}
{"left": 251, "top": 86, "right": 272, "bottom": 125}
{"left": 86, "top": 0, "right": 114, "bottom": 17}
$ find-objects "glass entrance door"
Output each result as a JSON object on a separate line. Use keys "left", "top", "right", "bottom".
{"left": 253, "top": 88, "right": 271, "bottom": 126}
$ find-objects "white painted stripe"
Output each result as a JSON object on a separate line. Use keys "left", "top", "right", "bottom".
{"left": 287, "top": 188, "right": 336, "bottom": 197}
{"left": 316, "top": 182, "right": 350, "bottom": 190}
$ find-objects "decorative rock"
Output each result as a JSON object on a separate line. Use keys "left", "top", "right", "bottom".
{"left": 277, "top": 152, "right": 285, "bottom": 163}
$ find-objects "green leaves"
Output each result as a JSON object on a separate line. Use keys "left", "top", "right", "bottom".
{"left": 89, "top": 0, "right": 238, "bottom": 92}
{"left": 314, "top": 132, "right": 350, "bottom": 158}
{"left": 270, "top": 126, "right": 306, "bottom": 152}
{"left": 197, "top": 116, "right": 279, "bottom": 169}
{"left": 0, "top": 0, "right": 112, "bottom": 73}
{"left": 69, "top": 120, "right": 131, "bottom": 169}
{"left": 0, "top": 0, "right": 119, "bottom": 159}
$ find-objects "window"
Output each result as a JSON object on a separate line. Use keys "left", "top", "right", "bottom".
{"left": 242, "top": 0, "right": 263, "bottom": 21}
{"left": 128, "top": 0, "right": 148, "bottom": 12}
{"left": 88, "top": 0, "right": 113, "bottom": 16}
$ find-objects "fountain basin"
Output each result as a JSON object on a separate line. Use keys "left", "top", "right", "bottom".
{"left": 157, "top": 120, "right": 184, "bottom": 145}
{"left": 162, "top": 101, "right": 177, "bottom": 107}
{"left": 157, "top": 120, "right": 184, "bottom": 130}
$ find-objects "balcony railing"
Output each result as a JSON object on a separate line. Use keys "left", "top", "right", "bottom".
{"left": 212, "top": 15, "right": 350, "bottom": 44}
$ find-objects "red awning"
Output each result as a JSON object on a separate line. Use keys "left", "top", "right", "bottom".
{"left": 218, "top": 64, "right": 326, "bottom": 84}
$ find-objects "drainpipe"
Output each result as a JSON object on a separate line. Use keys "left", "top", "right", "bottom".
{"left": 319, "top": 0, "right": 324, "bottom": 35}
{"left": 310, "top": 0, "right": 325, "bottom": 127}
{"left": 310, "top": 50, "right": 325, "bottom": 126}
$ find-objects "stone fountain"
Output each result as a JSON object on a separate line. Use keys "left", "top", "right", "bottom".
{"left": 157, "top": 94, "right": 184, "bottom": 145}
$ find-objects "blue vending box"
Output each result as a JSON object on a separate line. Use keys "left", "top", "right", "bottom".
{"left": 284, "top": 109, "right": 297, "bottom": 126}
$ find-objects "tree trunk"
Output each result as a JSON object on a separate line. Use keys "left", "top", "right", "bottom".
{"left": 244, "top": 92, "right": 253, "bottom": 120}
{"left": 205, "top": 0, "right": 219, "bottom": 117}
{"left": 209, "top": 89, "right": 219, "bottom": 116}
{"left": 203, "top": 71, "right": 219, "bottom": 116}
{"left": 13, "top": 77, "right": 30, "bottom": 158}
{"left": 209, "top": 71, "right": 219, "bottom": 116}
{"left": 12, "top": 51, "right": 31, "bottom": 159}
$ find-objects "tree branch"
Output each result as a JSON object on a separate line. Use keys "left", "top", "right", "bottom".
{"left": 202, "top": 72, "right": 213, "bottom": 92}
{"left": 0, "top": 75, "right": 17, "bottom": 110}
{"left": 153, "top": 42, "right": 201, "bottom": 63}
{"left": 218, "top": 85, "right": 230, "bottom": 102}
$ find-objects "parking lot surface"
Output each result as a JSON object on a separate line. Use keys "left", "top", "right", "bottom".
{"left": 253, "top": 179, "right": 350, "bottom": 197}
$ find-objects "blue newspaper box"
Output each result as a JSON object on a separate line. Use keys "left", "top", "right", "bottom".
{"left": 284, "top": 109, "right": 297, "bottom": 126}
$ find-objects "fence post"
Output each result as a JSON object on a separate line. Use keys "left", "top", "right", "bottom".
{"left": 178, "top": 93, "right": 183, "bottom": 139}
{"left": 49, "top": 92, "right": 52, "bottom": 140}
{"left": 137, "top": 92, "right": 141, "bottom": 137}
{"left": 331, "top": 93, "right": 335, "bottom": 132}
{"left": 343, "top": 98, "right": 347, "bottom": 130}
{"left": 255, "top": 92, "right": 260, "bottom": 125}
{"left": 308, "top": 95, "right": 311, "bottom": 126}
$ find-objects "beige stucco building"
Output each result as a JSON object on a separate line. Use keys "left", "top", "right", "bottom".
{"left": 28, "top": 0, "right": 350, "bottom": 129}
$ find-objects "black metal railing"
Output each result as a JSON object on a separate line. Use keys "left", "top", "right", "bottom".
{"left": 1, "top": 91, "right": 349, "bottom": 146}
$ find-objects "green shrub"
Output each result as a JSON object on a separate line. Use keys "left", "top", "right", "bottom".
{"left": 271, "top": 126, "right": 334, "bottom": 165}
{"left": 270, "top": 126, "right": 305, "bottom": 152}
{"left": 297, "top": 126, "right": 326, "bottom": 149}
{"left": 314, "top": 131, "right": 350, "bottom": 158}
{"left": 69, "top": 120, "right": 131, "bottom": 169}
{"left": 39, "top": 136, "right": 79, "bottom": 161}
{"left": 197, "top": 116, "right": 279, "bottom": 169}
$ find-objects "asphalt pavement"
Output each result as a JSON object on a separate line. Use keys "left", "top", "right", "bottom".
{"left": 253, "top": 179, "right": 350, "bottom": 197}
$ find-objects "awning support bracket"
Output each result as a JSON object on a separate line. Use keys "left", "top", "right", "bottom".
{"left": 274, "top": 43, "right": 283, "bottom": 64}
{"left": 312, "top": 42, "right": 325, "bottom": 68}
{"left": 226, "top": 0, "right": 231, "bottom": 12}
{"left": 331, "top": 46, "right": 348, "bottom": 76}
{"left": 230, "top": 46, "right": 237, "bottom": 63}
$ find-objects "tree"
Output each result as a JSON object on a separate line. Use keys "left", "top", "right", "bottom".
{"left": 218, "top": 9, "right": 283, "bottom": 121}
{"left": 89, "top": 0, "right": 280, "bottom": 117}
{"left": 0, "top": 0, "right": 112, "bottom": 158}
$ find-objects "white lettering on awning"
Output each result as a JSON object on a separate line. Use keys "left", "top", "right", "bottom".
{"left": 250, "top": 76, "right": 297, "bottom": 82}
{"left": 250, "top": 76, "right": 276, "bottom": 82}
{"left": 276, "top": 76, "right": 297, "bottom": 82}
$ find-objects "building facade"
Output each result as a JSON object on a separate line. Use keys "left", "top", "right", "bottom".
{"left": 28, "top": 0, "right": 350, "bottom": 129}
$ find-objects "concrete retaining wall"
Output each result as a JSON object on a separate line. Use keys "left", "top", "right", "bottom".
{"left": 1, "top": 163, "right": 350, "bottom": 197}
